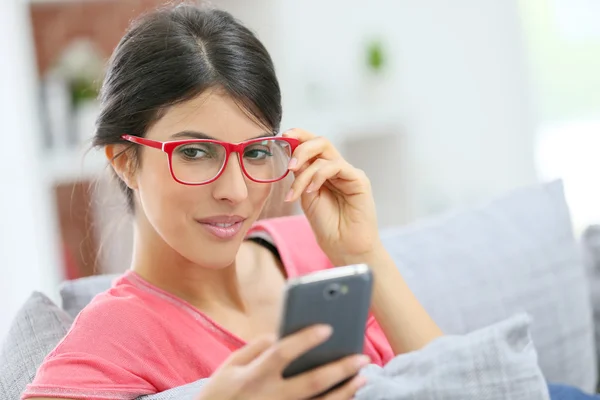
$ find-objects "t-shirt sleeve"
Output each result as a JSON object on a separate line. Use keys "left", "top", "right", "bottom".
{"left": 22, "top": 296, "right": 158, "bottom": 400}
{"left": 249, "top": 215, "right": 334, "bottom": 277}
{"left": 365, "top": 317, "right": 395, "bottom": 365}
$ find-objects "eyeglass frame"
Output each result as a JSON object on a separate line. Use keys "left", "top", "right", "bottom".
{"left": 120, "top": 134, "right": 300, "bottom": 186}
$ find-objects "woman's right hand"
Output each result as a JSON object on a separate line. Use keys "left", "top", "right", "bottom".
{"left": 196, "top": 325, "right": 369, "bottom": 400}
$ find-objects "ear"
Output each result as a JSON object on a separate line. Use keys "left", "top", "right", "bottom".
{"left": 105, "top": 144, "right": 138, "bottom": 189}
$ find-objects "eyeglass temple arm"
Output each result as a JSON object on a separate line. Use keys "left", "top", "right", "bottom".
{"left": 122, "top": 135, "right": 163, "bottom": 150}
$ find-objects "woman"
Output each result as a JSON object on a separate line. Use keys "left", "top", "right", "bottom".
{"left": 25, "top": 4, "right": 599, "bottom": 400}
{"left": 23, "top": 4, "right": 442, "bottom": 400}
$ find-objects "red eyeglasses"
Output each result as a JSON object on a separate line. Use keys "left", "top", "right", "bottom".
{"left": 121, "top": 134, "right": 299, "bottom": 185}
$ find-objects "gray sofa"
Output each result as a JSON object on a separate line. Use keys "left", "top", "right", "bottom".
{"left": 2, "top": 180, "right": 599, "bottom": 399}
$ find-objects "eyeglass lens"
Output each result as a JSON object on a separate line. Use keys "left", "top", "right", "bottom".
{"left": 170, "top": 139, "right": 293, "bottom": 184}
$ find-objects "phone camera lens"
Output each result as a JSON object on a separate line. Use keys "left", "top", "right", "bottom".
{"left": 324, "top": 283, "right": 341, "bottom": 300}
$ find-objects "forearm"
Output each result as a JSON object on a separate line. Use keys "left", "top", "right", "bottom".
{"left": 340, "top": 245, "right": 443, "bottom": 355}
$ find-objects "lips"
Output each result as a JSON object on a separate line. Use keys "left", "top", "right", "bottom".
{"left": 195, "top": 215, "right": 246, "bottom": 239}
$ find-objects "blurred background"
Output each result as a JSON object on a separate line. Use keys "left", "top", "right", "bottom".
{"left": 0, "top": 0, "right": 598, "bottom": 338}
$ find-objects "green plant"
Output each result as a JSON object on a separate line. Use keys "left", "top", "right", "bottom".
{"left": 366, "top": 39, "right": 385, "bottom": 73}
{"left": 70, "top": 77, "right": 100, "bottom": 107}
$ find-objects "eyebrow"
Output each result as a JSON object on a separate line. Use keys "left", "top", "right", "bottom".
{"left": 171, "top": 130, "right": 275, "bottom": 141}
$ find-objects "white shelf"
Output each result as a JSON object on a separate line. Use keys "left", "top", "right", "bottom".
{"left": 43, "top": 147, "right": 108, "bottom": 186}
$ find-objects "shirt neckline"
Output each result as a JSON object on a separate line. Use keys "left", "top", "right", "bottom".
{"left": 122, "top": 223, "right": 293, "bottom": 349}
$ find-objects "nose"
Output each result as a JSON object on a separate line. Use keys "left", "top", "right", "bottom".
{"left": 211, "top": 153, "right": 248, "bottom": 204}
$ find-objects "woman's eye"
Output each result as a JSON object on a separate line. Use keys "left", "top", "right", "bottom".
{"left": 179, "top": 146, "right": 209, "bottom": 159}
{"left": 244, "top": 144, "right": 273, "bottom": 161}
{"left": 244, "top": 147, "right": 272, "bottom": 160}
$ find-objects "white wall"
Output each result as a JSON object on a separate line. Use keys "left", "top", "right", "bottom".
{"left": 0, "top": 1, "right": 62, "bottom": 340}
{"left": 215, "top": 0, "right": 284, "bottom": 65}
{"left": 276, "top": 0, "right": 539, "bottom": 220}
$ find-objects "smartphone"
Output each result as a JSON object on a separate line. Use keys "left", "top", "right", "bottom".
{"left": 278, "top": 264, "right": 373, "bottom": 386}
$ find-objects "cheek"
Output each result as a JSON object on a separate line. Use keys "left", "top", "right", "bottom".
{"left": 136, "top": 153, "right": 198, "bottom": 231}
{"left": 248, "top": 181, "right": 273, "bottom": 210}
{"left": 257, "top": 177, "right": 294, "bottom": 219}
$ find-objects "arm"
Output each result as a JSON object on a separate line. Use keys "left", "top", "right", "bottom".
{"left": 340, "top": 245, "right": 443, "bottom": 355}
{"left": 282, "top": 128, "right": 443, "bottom": 356}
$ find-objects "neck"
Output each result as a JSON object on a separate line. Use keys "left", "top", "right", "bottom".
{"left": 129, "top": 221, "right": 255, "bottom": 313}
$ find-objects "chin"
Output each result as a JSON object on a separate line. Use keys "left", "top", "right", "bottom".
{"left": 175, "top": 217, "right": 257, "bottom": 268}
{"left": 187, "top": 235, "right": 244, "bottom": 270}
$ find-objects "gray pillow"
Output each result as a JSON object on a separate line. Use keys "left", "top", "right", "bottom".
{"left": 0, "top": 292, "right": 73, "bottom": 400}
{"left": 356, "top": 313, "right": 548, "bottom": 400}
{"left": 581, "top": 224, "right": 600, "bottom": 391}
{"left": 60, "top": 273, "right": 120, "bottom": 317}
{"left": 379, "top": 180, "right": 597, "bottom": 392}
{"left": 139, "top": 314, "right": 549, "bottom": 400}
{"left": 138, "top": 379, "right": 207, "bottom": 400}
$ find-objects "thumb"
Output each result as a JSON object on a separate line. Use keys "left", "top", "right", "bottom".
{"left": 227, "top": 334, "right": 276, "bottom": 366}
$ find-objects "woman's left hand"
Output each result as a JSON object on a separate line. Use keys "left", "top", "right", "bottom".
{"left": 283, "top": 128, "right": 382, "bottom": 266}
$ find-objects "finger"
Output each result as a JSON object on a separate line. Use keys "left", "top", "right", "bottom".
{"left": 286, "top": 160, "right": 366, "bottom": 203}
{"left": 226, "top": 334, "right": 276, "bottom": 366}
{"left": 288, "top": 354, "right": 370, "bottom": 399}
{"left": 286, "top": 135, "right": 340, "bottom": 172}
{"left": 317, "top": 374, "right": 368, "bottom": 400}
{"left": 281, "top": 128, "right": 316, "bottom": 142}
{"left": 303, "top": 160, "right": 357, "bottom": 195}
{"left": 254, "top": 324, "right": 333, "bottom": 372}
{"left": 286, "top": 158, "right": 335, "bottom": 202}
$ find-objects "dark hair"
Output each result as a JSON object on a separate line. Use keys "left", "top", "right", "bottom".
{"left": 93, "top": 3, "right": 282, "bottom": 210}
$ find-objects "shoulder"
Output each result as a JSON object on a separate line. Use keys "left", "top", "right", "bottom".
{"left": 79, "top": 277, "right": 157, "bottom": 325}
{"left": 25, "top": 279, "right": 161, "bottom": 399}
{"left": 51, "top": 277, "right": 162, "bottom": 357}
{"left": 250, "top": 215, "right": 333, "bottom": 275}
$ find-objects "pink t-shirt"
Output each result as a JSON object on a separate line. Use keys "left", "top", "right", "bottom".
{"left": 23, "top": 215, "right": 393, "bottom": 400}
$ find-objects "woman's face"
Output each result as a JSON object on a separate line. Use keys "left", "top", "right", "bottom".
{"left": 131, "top": 91, "right": 274, "bottom": 268}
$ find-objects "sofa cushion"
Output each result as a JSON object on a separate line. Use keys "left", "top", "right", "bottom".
{"left": 60, "top": 273, "right": 120, "bottom": 317}
{"left": 0, "top": 292, "right": 73, "bottom": 400}
{"left": 582, "top": 224, "right": 600, "bottom": 391}
{"left": 379, "top": 180, "right": 597, "bottom": 392}
{"left": 356, "top": 313, "right": 549, "bottom": 400}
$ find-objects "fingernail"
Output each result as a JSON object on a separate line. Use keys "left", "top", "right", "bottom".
{"left": 317, "top": 325, "right": 333, "bottom": 338}
{"left": 355, "top": 375, "right": 367, "bottom": 387}
{"left": 305, "top": 183, "right": 316, "bottom": 193}
{"left": 357, "top": 355, "right": 370, "bottom": 367}
{"left": 284, "top": 189, "right": 294, "bottom": 202}
{"left": 282, "top": 128, "right": 295, "bottom": 137}
{"left": 288, "top": 158, "right": 298, "bottom": 169}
